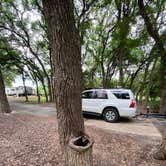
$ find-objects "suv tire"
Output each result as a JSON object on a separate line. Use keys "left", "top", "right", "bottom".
{"left": 103, "top": 108, "right": 119, "bottom": 122}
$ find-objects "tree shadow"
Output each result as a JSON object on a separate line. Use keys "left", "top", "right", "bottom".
{"left": 151, "top": 118, "right": 166, "bottom": 134}
{"left": 83, "top": 114, "right": 102, "bottom": 120}
{"left": 83, "top": 114, "right": 134, "bottom": 123}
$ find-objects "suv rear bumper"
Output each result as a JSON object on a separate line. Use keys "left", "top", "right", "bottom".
{"left": 120, "top": 110, "right": 136, "bottom": 118}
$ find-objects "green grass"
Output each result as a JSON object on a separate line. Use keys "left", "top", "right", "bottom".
{"left": 8, "top": 96, "right": 47, "bottom": 104}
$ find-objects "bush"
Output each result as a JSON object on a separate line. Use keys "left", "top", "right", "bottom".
{"left": 149, "top": 100, "right": 160, "bottom": 113}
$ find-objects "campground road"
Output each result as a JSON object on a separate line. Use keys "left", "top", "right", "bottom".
{"left": 9, "top": 100, "right": 163, "bottom": 139}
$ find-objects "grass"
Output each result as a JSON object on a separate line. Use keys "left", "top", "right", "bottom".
{"left": 8, "top": 96, "right": 47, "bottom": 104}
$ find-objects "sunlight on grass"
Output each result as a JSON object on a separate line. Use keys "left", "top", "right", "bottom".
{"left": 8, "top": 96, "right": 47, "bottom": 103}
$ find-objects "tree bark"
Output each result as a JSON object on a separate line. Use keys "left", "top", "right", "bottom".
{"left": 115, "top": 1, "right": 131, "bottom": 88}
{"left": 159, "top": 54, "right": 166, "bottom": 114}
{"left": 42, "top": 0, "right": 93, "bottom": 165}
{"left": 40, "top": 78, "right": 48, "bottom": 102}
{"left": 31, "top": 72, "right": 41, "bottom": 104}
{"left": 35, "top": 78, "right": 40, "bottom": 104}
{"left": 138, "top": 0, "right": 166, "bottom": 115}
{"left": 0, "top": 67, "right": 11, "bottom": 113}
{"left": 22, "top": 72, "right": 28, "bottom": 102}
{"left": 145, "top": 59, "right": 157, "bottom": 108}
{"left": 153, "top": 130, "right": 166, "bottom": 160}
{"left": 138, "top": 0, "right": 166, "bottom": 160}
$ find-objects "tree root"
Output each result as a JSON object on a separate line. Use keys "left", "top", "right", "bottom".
{"left": 153, "top": 137, "right": 166, "bottom": 160}
{"left": 66, "top": 135, "right": 94, "bottom": 166}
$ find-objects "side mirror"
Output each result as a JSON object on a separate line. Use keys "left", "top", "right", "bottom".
{"left": 82, "top": 94, "right": 86, "bottom": 98}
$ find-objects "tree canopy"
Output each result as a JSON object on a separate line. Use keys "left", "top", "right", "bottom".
{"left": 0, "top": 0, "right": 166, "bottom": 111}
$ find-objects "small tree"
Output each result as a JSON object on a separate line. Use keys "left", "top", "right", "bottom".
{"left": 0, "top": 67, "right": 11, "bottom": 113}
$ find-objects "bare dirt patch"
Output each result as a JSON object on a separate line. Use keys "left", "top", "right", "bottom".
{"left": 0, "top": 113, "right": 166, "bottom": 166}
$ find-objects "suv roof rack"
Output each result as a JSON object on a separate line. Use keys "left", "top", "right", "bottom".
{"left": 85, "top": 88, "right": 130, "bottom": 90}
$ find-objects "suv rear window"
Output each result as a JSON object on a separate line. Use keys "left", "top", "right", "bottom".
{"left": 113, "top": 92, "right": 130, "bottom": 99}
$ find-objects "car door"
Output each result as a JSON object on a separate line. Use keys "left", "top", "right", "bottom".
{"left": 112, "top": 91, "right": 131, "bottom": 113}
{"left": 90, "top": 90, "right": 108, "bottom": 113}
{"left": 82, "top": 90, "right": 96, "bottom": 112}
{"left": 82, "top": 90, "right": 108, "bottom": 114}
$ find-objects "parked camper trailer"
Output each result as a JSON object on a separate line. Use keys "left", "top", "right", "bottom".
{"left": 6, "top": 86, "right": 33, "bottom": 96}
{"left": 5, "top": 88, "right": 16, "bottom": 96}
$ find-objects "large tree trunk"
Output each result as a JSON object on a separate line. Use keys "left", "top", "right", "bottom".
{"left": 138, "top": 0, "right": 166, "bottom": 160}
{"left": 48, "top": 35, "right": 54, "bottom": 102}
{"left": 46, "top": 75, "right": 52, "bottom": 102}
{"left": 153, "top": 130, "right": 166, "bottom": 160}
{"left": 159, "top": 54, "right": 166, "bottom": 114}
{"left": 138, "top": 0, "right": 166, "bottom": 115}
{"left": 0, "top": 67, "right": 11, "bottom": 113}
{"left": 42, "top": 0, "right": 93, "bottom": 165}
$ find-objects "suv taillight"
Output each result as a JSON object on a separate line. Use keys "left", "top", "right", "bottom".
{"left": 129, "top": 100, "right": 135, "bottom": 108}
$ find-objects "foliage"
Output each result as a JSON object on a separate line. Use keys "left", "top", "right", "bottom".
{"left": 149, "top": 99, "right": 160, "bottom": 113}
{"left": 0, "top": 0, "right": 166, "bottom": 112}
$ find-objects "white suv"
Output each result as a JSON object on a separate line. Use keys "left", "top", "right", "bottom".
{"left": 82, "top": 89, "right": 136, "bottom": 122}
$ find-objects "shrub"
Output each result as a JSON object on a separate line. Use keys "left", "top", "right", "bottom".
{"left": 149, "top": 100, "right": 160, "bottom": 113}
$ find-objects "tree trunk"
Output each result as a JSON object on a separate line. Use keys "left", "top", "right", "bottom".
{"left": 0, "top": 67, "right": 11, "bottom": 113}
{"left": 138, "top": 61, "right": 150, "bottom": 105}
{"left": 159, "top": 55, "right": 166, "bottom": 114}
{"left": 40, "top": 78, "right": 48, "bottom": 102}
{"left": 30, "top": 71, "right": 41, "bottom": 104}
{"left": 36, "top": 79, "right": 40, "bottom": 104}
{"left": 34, "top": 76, "right": 40, "bottom": 104}
{"left": 145, "top": 59, "right": 157, "bottom": 108}
{"left": 28, "top": 43, "right": 51, "bottom": 102}
{"left": 119, "top": 60, "right": 124, "bottom": 88}
{"left": 153, "top": 130, "right": 166, "bottom": 160}
{"left": 118, "top": 27, "right": 128, "bottom": 88}
{"left": 22, "top": 72, "right": 28, "bottom": 102}
{"left": 46, "top": 74, "right": 52, "bottom": 102}
{"left": 42, "top": 0, "right": 93, "bottom": 165}
{"left": 138, "top": 0, "right": 166, "bottom": 160}
{"left": 48, "top": 39, "right": 54, "bottom": 102}
{"left": 138, "top": 0, "right": 166, "bottom": 115}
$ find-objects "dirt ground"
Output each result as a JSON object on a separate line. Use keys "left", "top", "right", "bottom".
{"left": 9, "top": 100, "right": 163, "bottom": 138}
{"left": 0, "top": 113, "right": 166, "bottom": 166}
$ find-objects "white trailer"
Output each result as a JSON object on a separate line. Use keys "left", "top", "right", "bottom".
{"left": 5, "top": 88, "right": 17, "bottom": 96}
{"left": 6, "top": 86, "right": 33, "bottom": 96}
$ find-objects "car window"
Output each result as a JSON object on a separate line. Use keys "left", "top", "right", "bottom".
{"left": 113, "top": 92, "right": 130, "bottom": 99}
{"left": 121, "top": 93, "right": 130, "bottom": 99}
{"left": 96, "top": 90, "right": 108, "bottom": 99}
{"left": 82, "top": 91, "right": 96, "bottom": 99}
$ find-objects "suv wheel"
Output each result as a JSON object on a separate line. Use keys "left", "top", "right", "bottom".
{"left": 103, "top": 108, "right": 119, "bottom": 122}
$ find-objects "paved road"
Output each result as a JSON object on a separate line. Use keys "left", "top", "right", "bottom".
{"left": 9, "top": 100, "right": 162, "bottom": 139}
{"left": 10, "top": 101, "right": 56, "bottom": 117}
{"left": 85, "top": 116, "right": 161, "bottom": 138}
